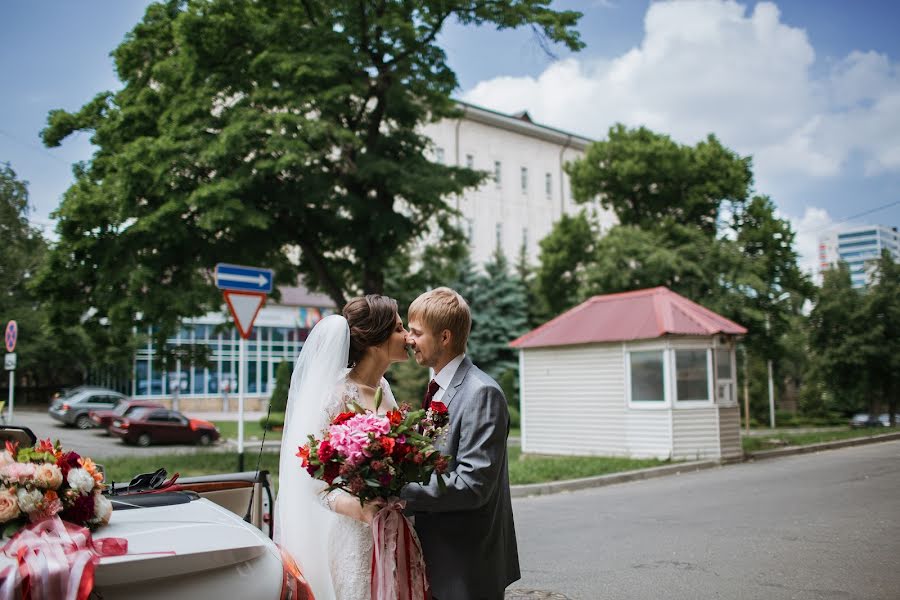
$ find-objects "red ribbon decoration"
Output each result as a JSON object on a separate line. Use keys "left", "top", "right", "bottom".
{"left": 370, "top": 498, "right": 430, "bottom": 600}
{"left": 1, "top": 516, "right": 128, "bottom": 600}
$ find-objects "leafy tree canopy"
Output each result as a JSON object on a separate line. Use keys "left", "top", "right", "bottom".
{"left": 566, "top": 124, "right": 753, "bottom": 236}
{"left": 36, "top": 0, "right": 583, "bottom": 350}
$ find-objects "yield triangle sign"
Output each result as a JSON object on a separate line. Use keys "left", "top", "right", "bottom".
{"left": 223, "top": 291, "right": 266, "bottom": 339}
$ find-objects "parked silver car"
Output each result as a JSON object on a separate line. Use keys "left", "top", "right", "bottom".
{"left": 48, "top": 386, "right": 127, "bottom": 429}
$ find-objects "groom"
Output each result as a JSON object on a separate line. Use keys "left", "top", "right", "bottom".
{"left": 402, "top": 287, "right": 520, "bottom": 600}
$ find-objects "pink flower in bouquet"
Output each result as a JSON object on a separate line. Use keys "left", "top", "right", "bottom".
{"left": 1, "top": 462, "right": 36, "bottom": 484}
{"left": 328, "top": 413, "right": 391, "bottom": 465}
{"left": 0, "top": 450, "right": 14, "bottom": 468}
{"left": 0, "top": 488, "right": 20, "bottom": 521}
{"left": 34, "top": 463, "right": 64, "bottom": 489}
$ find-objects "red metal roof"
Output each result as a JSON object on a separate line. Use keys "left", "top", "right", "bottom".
{"left": 510, "top": 287, "right": 747, "bottom": 349}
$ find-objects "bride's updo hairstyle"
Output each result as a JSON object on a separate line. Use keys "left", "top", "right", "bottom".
{"left": 342, "top": 294, "right": 399, "bottom": 367}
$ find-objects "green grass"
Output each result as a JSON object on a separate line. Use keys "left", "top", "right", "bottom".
{"left": 506, "top": 446, "right": 669, "bottom": 485}
{"left": 510, "top": 427, "right": 520, "bottom": 439}
{"left": 100, "top": 451, "right": 283, "bottom": 490}
{"left": 742, "top": 427, "right": 897, "bottom": 453}
{"left": 213, "top": 421, "right": 281, "bottom": 442}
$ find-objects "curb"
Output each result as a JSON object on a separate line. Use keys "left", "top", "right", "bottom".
{"left": 744, "top": 431, "right": 900, "bottom": 461}
{"left": 509, "top": 431, "right": 900, "bottom": 498}
{"left": 510, "top": 460, "right": 720, "bottom": 498}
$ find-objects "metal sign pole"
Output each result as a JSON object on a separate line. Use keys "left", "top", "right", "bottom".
{"left": 6, "top": 370, "right": 12, "bottom": 422}
{"left": 238, "top": 336, "right": 246, "bottom": 471}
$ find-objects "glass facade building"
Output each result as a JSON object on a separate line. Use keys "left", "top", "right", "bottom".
{"left": 818, "top": 224, "right": 900, "bottom": 288}
{"left": 100, "top": 286, "right": 337, "bottom": 409}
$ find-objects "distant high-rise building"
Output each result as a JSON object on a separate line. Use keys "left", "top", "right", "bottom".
{"left": 818, "top": 224, "right": 900, "bottom": 288}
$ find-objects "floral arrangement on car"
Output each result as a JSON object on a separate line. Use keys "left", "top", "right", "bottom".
{"left": 0, "top": 438, "right": 113, "bottom": 538}
{"left": 297, "top": 387, "right": 452, "bottom": 600}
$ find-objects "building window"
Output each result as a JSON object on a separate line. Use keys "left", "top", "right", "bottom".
{"left": 520, "top": 167, "right": 528, "bottom": 193}
{"left": 435, "top": 147, "right": 445, "bottom": 164}
{"left": 467, "top": 219, "right": 474, "bottom": 243}
{"left": 466, "top": 154, "right": 474, "bottom": 169}
{"left": 629, "top": 351, "right": 665, "bottom": 402}
{"left": 494, "top": 161, "right": 502, "bottom": 188}
{"left": 715, "top": 348, "right": 732, "bottom": 380}
{"left": 522, "top": 227, "right": 528, "bottom": 250}
{"left": 545, "top": 173, "right": 552, "bottom": 198}
{"left": 675, "top": 349, "right": 710, "bottom": 402}
{"left": 495, "top": 222, "right": 502, "bottom": 248}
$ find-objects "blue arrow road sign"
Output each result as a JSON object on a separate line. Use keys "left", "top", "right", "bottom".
{"left": 215, "top": 263, "right": 274, "bottom": 293}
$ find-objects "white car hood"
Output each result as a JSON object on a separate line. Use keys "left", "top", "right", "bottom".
{"left": 94, "top": 497, "right": 276, "bottom": 586}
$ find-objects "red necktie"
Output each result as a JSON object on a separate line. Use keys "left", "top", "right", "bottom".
{"left": 423, "top": 379, "right": 439, "bottom": 410}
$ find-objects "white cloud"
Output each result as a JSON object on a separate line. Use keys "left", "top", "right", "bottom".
{"left": 789, "top": 206, "right": 834, "bottom": 279}
{"left": 462, "top": 0, "right": 900, "bottom": 183}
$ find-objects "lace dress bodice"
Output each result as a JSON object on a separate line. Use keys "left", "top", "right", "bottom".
{"left": 325, "top": 376, "right": 398, "bottom": 599}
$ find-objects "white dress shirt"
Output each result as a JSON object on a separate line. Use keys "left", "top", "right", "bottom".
{"left": 431, "top": 353, "right": 465, "bottom": 403}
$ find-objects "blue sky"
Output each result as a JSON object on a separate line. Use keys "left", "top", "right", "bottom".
{"left": 2, "top": 1, "right": 898, "bottom": 273}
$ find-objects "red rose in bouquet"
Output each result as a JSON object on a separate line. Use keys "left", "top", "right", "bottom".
{"left": 297, "top": 387, "right": 452, "bottom": 600}
{"left": 297, "top": 390, "right": 451, "bottom": 504}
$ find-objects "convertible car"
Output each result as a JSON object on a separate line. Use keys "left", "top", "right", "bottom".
{"left": 0, "top": 426, "right": 312, "bottom": 600}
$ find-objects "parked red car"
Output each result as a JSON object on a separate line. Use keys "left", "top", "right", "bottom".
{"left": 90, "top": 400, "right": 165, "bottom": 433}
{"left": 109, "top": 408, "right": 220, "bottom": 447}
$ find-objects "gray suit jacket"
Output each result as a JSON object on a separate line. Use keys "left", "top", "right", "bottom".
{"left": 402, "top": 357, "right": 520, "bottom": 600}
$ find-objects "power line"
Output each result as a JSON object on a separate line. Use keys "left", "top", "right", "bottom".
{"left": 798, "top": 199, "right": 900, "bottom": 235}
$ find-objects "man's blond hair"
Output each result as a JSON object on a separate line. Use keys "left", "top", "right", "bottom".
{"left": 408, "top": 287, "right": 471, "bottom": 355}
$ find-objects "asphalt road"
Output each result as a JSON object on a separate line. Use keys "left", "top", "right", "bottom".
{"left": 4, "top": 410, "right": 240, "bottom": 458}
{"left": 511, "top": 440, "right": 900, "bottom": 600}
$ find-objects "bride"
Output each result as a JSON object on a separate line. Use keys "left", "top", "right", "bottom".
{"left": 274, "top": 294, "right": 410, "bottom": 599}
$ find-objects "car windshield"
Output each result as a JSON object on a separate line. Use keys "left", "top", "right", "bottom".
{"left": 126, "top": 407, "right": 153, "bottom": 420}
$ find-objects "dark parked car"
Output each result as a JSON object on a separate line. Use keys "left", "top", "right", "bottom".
{"left": 48, "top": 387, "right": 128, "bottom": 429}
{"left": 109, "top": 408, "right": 220, "bottom": 447}
{"left": 90, "top": 400, "right": 166, "bottom": 434}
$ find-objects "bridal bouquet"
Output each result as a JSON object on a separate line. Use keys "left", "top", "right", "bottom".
{"left": 0, "top": 438, "right": 112, "bottom": 538}
{"left": 297, "top": 388, "right": 451, "bottom": 503}
{"left": 297, "top": 388, "right": 451, "bottom": 600}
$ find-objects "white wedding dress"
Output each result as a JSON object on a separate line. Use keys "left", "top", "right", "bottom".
{"left": 324, "top": 377, "right": 399, "bottom": 599}
{"left": 274, "top": 315, "right": 399, "bottom": 600}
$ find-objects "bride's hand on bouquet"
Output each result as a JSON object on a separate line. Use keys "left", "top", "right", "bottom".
{"left": 361, "top": 497, "right": 386, "bottom": 524}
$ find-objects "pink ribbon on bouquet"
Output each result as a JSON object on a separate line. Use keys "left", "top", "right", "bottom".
{"left": 1, "top": 516, "right": 128, "bottom": 600}
{"left": 370, "top": 498, "right": 430, "bottom": 600}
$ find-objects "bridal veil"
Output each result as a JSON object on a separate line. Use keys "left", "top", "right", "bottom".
{"left": 274, "top": 314, "right": 350, "bottom": 600}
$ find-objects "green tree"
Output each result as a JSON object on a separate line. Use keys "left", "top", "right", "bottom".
{"left": 0, "top": 163, "right": 88, "bottom": 396}
{"left": 566, "top": 124, "right": 752, "bottom": 236}
{"left": 860, "top": 251, "right": 900, "bottom": 423}
{"left": 36, "top": 0, "right": 583, "bottom": 352}
{"left": 532, "top": 211, "right": 596, "bottom": 322}
{"left": 467, "top": 246, "right": 528, "bottom": 397}
{"left": 268, "top": 359, "right": 293, "bottom": 413}
{"left": 806, "top": 264, "right": 867, "bottom": 415}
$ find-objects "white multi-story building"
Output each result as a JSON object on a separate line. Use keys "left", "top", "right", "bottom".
{"left": 818, "top": 224, "right": 900, "bottom": 288}
{"left": 421, "top": 101, "right": 615, "bottom": 265}
{"left": 115, "top": 103, "right": 612, "bottom": 407}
